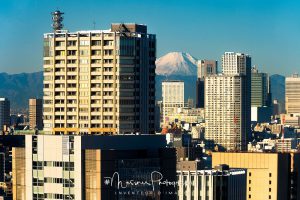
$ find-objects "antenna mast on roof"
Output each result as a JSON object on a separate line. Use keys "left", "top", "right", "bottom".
{"left": 51, "top": 10, "right": 64, "bottom": 32}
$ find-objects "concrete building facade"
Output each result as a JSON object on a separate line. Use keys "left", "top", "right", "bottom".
{"left": 43, "top": 23, "right": 156, "bottom": 135}
{"left": 251, "top": 67, "right": 271, "bottom": 107}
{"left": 162, "top": 81, "right": 184, "bottom": 125}
{"left": 177, "top": 162, "right": 246, "bottom": 200}
{"left": 29, "top": 99, "right": 43, "bottom": 130}
{"left": 205, "top": 52, "right": 251, "bottom": 151}
{"left": 0, "top": 98, "right": 10, "bottom": 131}
{"left": 212, "top": 152, "right": 290, "bottom": 200}
{"left": 196, "top": 60, "right": 217, "bottom": 108}
{"left": 286, "top": 74, "right": 300, "bottom": 115}
{"left": 205, "top": 75, "right": 248, "bottom": 150}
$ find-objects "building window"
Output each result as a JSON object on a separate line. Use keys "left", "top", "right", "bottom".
{"left": 91, "top": 40, "right": 101, "bottom": 46}
{"left": 269, "top": 180, "right": 272, "bottom": 185}
{"left": 269, "top": 195, "right": 271, "bottom": 199}
{"left": 269, "top": 173, "right": 272, "bottom": 177}
{"left": 80, "top": 40, "right": 90, "bottom": 46}
{"left": 249, "top": 195, "right": 251, "bottom": 198}
{"left": 104, "top": 40, "right": 113, "bottom": 46}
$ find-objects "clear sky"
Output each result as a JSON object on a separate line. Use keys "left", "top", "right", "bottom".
{"left": 0, "top": 0, "right": 299, "bottom": 75}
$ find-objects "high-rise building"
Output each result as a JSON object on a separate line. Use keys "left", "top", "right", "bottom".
{"left": 43, "top": 23, "right": 156, "bottom": 135}
{"left": 29, "top": 99, "right": 43, "bottom": 130}
{"left": 205, "top": 52, "right": 251, "bottom": 151}
{"left": 212, "top": 152, "right": 290, "bottom": 200}
{"left": 197, "top": 60, "right": 218, "bottom": 79}
{"left": 177, "top": 162, "right": 247, "bottom": 200}
{"left": 0, "top": 98, "right": 10, "bottom": 131}
{"left": 221, "top": 52, "right": 251, "bottom": 75}
{"left": 196, "top": 80, "right": 205, "bottom": 108}
{"left": 12, "top": 135, "right": 176, "bottom": 200}
{"left": 286, "top": 74, "right": 300, "bottom": 115}
{"left": 251, "top": 67, "right": 271, "bottom": 107}
{"left": 196, "top": 60, "right": 217, "bottom": 108}
{"left": 205, "top": 75, "right": 248, "bottom": 150}
{"left": 162, "top": 81, "right": 184, "bottom": 124}
{"left": 251, "top": 67, "right": 273, "bottom": 123}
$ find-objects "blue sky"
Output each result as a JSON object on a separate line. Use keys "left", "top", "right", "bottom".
{"left": 0, "top": 0, "right": 299, "bottom": 75}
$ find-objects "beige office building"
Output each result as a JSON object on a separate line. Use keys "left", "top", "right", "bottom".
{"left": 162, "top": 81, "right": 184, "bottom": 124}
{"left": 286, "top": 74, "right": 300, "bottom": 115}
{"left": 43, "top": 23, "right": 156, "bottom": 135}
{"left": 29, "top": 99, "right": 43, "bottom": 130}
{"left": 212, "top": 152, "right": 290, "bottom": 200}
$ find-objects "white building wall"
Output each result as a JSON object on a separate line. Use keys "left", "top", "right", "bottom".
{"left": 25, "top": 135, "right": 81, "bottom": 200}
{"left": 205, "top": 75, "right": 245, "bottom": 150}
{"left": 177, "top": 169, "right": 246, "bottom": 200}
{"left": 162, "top": 81, "right": 184, "bottom": 124}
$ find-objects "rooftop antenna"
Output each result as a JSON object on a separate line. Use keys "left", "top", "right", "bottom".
{"left": 51, "top": 10, "right": 64, "bottom": 32}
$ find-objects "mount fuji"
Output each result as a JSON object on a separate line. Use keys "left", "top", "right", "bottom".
{"left": 156, "top": 52, "right": 198, "bottom": 76}
{"left": 155, "top": 52, "right": 286, "bottom": 108}
{"left": 155, "top": 52, "right": 198, "bottom": 101}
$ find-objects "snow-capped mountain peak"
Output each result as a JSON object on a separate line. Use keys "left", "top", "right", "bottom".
{"left": 156, "top": 52, "right": 198, "bottom": 76}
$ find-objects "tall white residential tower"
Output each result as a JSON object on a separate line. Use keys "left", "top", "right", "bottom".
{"left": 205, "top": 52, "right": 251, "bottom": 151}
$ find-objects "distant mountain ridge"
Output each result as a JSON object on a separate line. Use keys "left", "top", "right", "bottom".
{"left": 0, "top": 71, "right": 43, "bottom": 112}
{"left": 0, "top": 52, "right": 286, "bottom": 112}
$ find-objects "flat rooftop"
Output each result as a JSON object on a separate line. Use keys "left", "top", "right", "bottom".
{"left": 17, "top": 134, "right": 167, "bottom": 150}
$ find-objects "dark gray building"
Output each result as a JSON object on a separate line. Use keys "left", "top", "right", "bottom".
{"left": 0, "top": 98, "right": 10, "bottom": 131}
{"left": 0, "top": 153, "right": 4, "bottom": 182}
{"left": 251, "top": 67, "right": 271, "bottom": 107}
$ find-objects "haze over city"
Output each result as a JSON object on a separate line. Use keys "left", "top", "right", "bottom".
{"left": 1, "top": 0, "right": 300, "bottom": 75}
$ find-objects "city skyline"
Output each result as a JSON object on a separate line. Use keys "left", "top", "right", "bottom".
{"left": 1, "top": 0, "right": 300, "bottom": 75}
{"left": 1, "top": 1, "right": 300, "bottom": 200}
